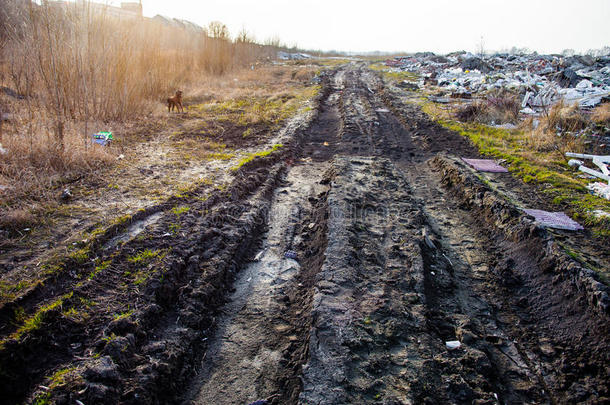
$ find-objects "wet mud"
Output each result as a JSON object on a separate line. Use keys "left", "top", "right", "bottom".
{"left": 0, "top": 64, "right": 608, "bottom": 405}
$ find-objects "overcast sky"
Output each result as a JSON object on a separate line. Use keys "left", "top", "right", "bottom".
{"left": 117, "top": 0, "right": 609, "bottom": 54}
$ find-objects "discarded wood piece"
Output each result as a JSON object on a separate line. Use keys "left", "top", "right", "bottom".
{"left": 462, "top": 158, "right": 508, "bottom": 173}
{"left": 523, "top": 209, "right": 584, "bottom": 231}
{"left": 565, "top": 152, "right": 610, "bottom": 184}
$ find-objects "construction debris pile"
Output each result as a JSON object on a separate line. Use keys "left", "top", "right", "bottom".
{"left": 385, "top": 51, "right": 610, "bottom": 112}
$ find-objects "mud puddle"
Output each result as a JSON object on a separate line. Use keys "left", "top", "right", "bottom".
{"left": 103, "top": 212, "right": 164, "bottom": 250}
{"left": 186, "top": 162, "right": 330, "bottom": 404}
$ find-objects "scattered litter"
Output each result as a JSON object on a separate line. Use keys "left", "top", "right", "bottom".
{"left": 430, "top": 271, "right": 435, "bottom": 276}
{"left": 61, "top": 188, "right": 72, "bottom": 200}
{"left": 523, "top": 209, "right": 584, "bottom": 231}
{"left": 277, "top": 51, "right": 311, "bottom": 60}
{"left": 587, "top": 182, "right": 610, "bottom": 200}
{"left": 39, "top": 385, "right": 50, "bottom": 391}
{"left": 75, "top": 400, "right": 85, "bottom": 405}
{"left": 376, "top": 108, "right": 390, "bottom": 113}
{"left": 247, "top": 394, "right": 279, "bottom": 405}
{"left": 92, "top": 131, "right": 113, "bottom": 146}
{"left": 162, "top": 232, "right": 171, "bottom": 237}
{"left": 0, "top": 185, "right": 8, "bottom": 191}
{"left": 446, "top": 340, "right": 461, "bottom": 350}
{"left": 493, "top": 123, "right": 517, "bottom": 129}
{"left": 117, "top": 154, "right": 125, "bottom": 160}
{"left": 421, "top": 228, "right": 435, "bottom": 249}
{"left": 386, "top": 51, "right": 610, "bottom": 113}
{"left": 429, "top": 96, "right": 450, "bottom": 104}
{"left": 308, "top": 222, "right": 316, "bottom": 229}
{"left": 592, "top": 209, "right": 610, "bottom": 218}
{"left": 0, "top": 86, "right": 24, "bottom": 99}
{"left": 0, "top": 143, "right": 7, "bottom": 154}
{"left": 323, "top": 141, "right": 329, "bottom": 146}
{"left": 565, "top": 153, "right": 610, "bottom": 183}
{"left": 519, "top": 107, "right": 536, "bottom": 115}
{"left": 284, "top": 250, "right": 297, "bottom": 260}
{"left": 254, "top": 248, "right": 266, "bottom": 261}
{"left": 442, "top": 253, "right": 453, "bottom": 266}
{"left": 462, "top": 158, "right": 508, "bottom": 173}
{"left": 568, "top": 159, "right": 584, "bottom": 168}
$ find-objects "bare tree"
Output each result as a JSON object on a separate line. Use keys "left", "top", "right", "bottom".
{"left": 207, "top": 21, "right": 229, "bottom": 40}
{"left": 235, "top": 27, "right": 254, "bottom": 44}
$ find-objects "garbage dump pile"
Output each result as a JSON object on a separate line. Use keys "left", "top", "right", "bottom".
{"left": 386, "top": 51, "right": 610, "bottom": 111}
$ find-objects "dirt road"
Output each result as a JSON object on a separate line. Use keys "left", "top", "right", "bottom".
{"left": 1, "top": 64, "right": 608, "bottom": 404}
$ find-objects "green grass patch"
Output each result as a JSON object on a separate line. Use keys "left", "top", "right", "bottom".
{"left": 68, "top": 247, "right": 90, "bottom": 265}
{"left": 231, "top": 144, "right": 283, "bottom": 172}
{"left": 1, "top": 292, "right": 74, "bottom": 349}
{"left": 204, "top": 152, "right": 235, "bottom": 160}
{"left": 168, "top": 222, "right": 181, "bottom": 235}
{"left": 126, "top": 249, "right": 168, "bottom": 286}
{"left": 89, "top": 260, "right": 111, "bottom": 280}
{"left": 127, "top": 248, "right": 165, "bottom": 265}
{"left": 48, "top": 367, "right": 76, "bottom": 388}
{"left": 190, "top": 85, "right": 320, "bottom": 132}
{"left": 0, "top": 280, "right": 30, "bottom": 302}
{"left": 113, "top": 309, "right": 133, "bottom": 321}
{"left": 369, "top": 62, "right": 419, "bottom": 83}
{"left": 419, "top": 101, "right": 610, "bottom": 242}
{"left": 171, "top": 205, "right": 190, "bottom": 216}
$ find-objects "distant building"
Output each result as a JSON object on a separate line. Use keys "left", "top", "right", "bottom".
{"left": 47, "top": 1, "right": 204, "bottom": 31}
{"left": 49, "top": 0, "right": 143, "bottom": 20}
{"left": 151, "top": 15, "right": 204, "bottom": 32}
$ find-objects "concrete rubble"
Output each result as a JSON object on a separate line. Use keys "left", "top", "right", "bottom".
{"left": 385, "top": 51, "right": 610, "bottom": 110}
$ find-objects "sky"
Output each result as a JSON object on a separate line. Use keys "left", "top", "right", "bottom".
{"left": 112, "top": 0, "right": 609, "bottom": 54}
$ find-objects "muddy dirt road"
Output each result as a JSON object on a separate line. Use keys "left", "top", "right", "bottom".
{"left": 1, "top": 64, "right": 608, "bottom": 405}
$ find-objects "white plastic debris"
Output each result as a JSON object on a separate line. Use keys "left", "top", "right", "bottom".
{"left": 566, "top": 153, "right": 610, "bottom": 183}
{"left": 568, "top": 159, "right": 584, "bottom": 168}
{"left": 0, "top": 143, "right": 7, "bottom": 155}
{"left": 519, "top": 107, "right": 536, "bottom": 115}
{"left": 587, "top": 182, "right": 610, "bottom": 200}
{"left": 446, "top": 340, "right": 461, "bottom": 350}
{"left": 592, "top": 209, "right": 610, "bottom": 218}
{"left": 254, "top": 248, "right": 266, "bottom": 261}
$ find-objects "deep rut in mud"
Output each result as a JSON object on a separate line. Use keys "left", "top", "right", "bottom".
{"left": 1, "top": 64, "right": 608, "bottom": 405}
{"left": 186, "top": 64, "right": 608, "bottom": 404}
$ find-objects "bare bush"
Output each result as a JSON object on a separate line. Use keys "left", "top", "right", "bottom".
{"left": 0, "top": 0, "right": 280, "bottom": 216}
{"left": 591, "top": 103, "right": 610, "bottom": 126}
{"left": 455, "top": 102, "right": 489, "bottom": 122}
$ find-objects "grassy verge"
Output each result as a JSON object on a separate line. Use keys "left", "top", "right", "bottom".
{"left": 188, "top": 84, "right": 320, "bottom": 133}
{"left": 420, "top": 101, "right": 610, "bottom": 239}
{"left": 232, "top": 144, "right": 284, "bottom": 171}
{"left": 369, "top": 62, "right": 419, "bottom": 83}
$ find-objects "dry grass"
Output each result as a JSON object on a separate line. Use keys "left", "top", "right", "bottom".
{"left": 485, "top": 93, "right": 520, "bottom": 123}
{"left": 455, "top": 102, "right": 489, "bottom": 122}
{"left": 591, "top": 103, "right": 610, "bottom": 126}
{"left": 188, "top": 65, "right": 318, "bottom": 103}
{"left": 0, "top": 207, "right": 35, "bottom": 233}
{"left": 542, "top": 101, "right": 588, "bottom": 133}
{"left": 521, "top": 102, "right": 587, "bottom": 154}
{"left": 455, "top": 93, "right": 519, "bottom": 124}
{"left": 0, "top": 0, "right": 283, "bottom": 230}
